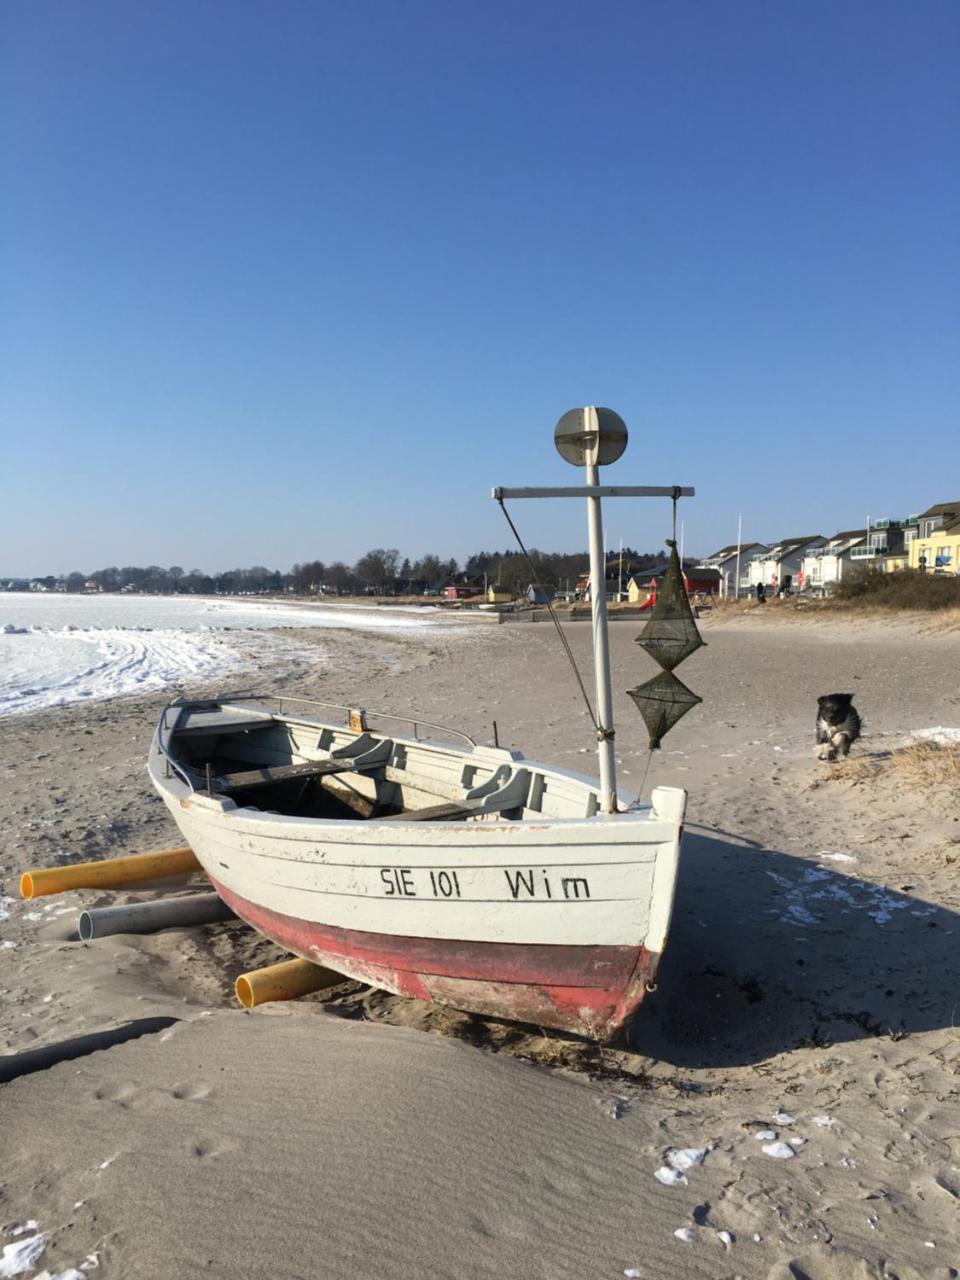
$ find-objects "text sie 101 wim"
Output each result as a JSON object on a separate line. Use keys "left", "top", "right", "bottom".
{"left": 378, "top": 867, "right": 592, "bottom": 901}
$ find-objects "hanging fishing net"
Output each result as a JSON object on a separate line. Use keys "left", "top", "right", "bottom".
{"left": 634, "top": 539, "right": 705, "bottom": 671}
{"left": 626, "top": 670, "right": 702, "bottom": 750}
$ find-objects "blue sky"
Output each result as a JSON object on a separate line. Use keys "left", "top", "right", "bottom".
{"left": 2, "top": 1, "right": 957, "bottom": 574}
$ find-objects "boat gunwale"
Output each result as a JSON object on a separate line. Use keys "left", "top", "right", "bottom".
{"left": 159, "top": 691, "right": 479, "bottom": 748}
{"left": 153, "top": 693, "right": 487, "bottom": 796}
{"left": 150, "top": 695, "right": 656, "bottom": 828}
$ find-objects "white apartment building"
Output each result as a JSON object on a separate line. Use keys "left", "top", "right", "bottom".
{"left": 698, "top": 542, "right": 768, "bottom": 597}
{"left": 799, "top": 530, "right": 867, "bottom": 591}
{"left": 747, "top": 536, "right": 825, "bottom": 592}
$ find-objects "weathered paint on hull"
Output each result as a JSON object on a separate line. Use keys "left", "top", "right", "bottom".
{"left": 212, "top": 876, "right": 660, "bottom": 1040}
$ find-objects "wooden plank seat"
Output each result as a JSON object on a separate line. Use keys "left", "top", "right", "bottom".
{"left": 379, "top": 765, "right": 533, "bottom": 822}
{"left": 175, "top": 711, "right": 277, "bottom": 737}
{"left": 216, "top": 759, "right": 384, "bottom": 792}
{"left": 379, "top": 797, "right": 519, "bottom": 822}
{"left": 216, "top": 736, "right": 395, "bottom": 793}
{"left": 378, "top": 800, "right": 484, "bottom": 823}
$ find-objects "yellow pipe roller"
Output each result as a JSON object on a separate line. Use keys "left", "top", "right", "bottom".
{"left": 20, "top": 846, "right": 201, "bottom": 900}
{"left": 235, "top": 957, "right": 345, "bottom": 1009}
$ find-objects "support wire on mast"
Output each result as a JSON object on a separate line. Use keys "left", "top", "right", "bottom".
{"left": 495, "top": 496, "right": 599, "bottom": 734}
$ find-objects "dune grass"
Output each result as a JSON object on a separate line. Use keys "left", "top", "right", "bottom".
{"left": 831, "top": 740, "right": 960, "bottom": 796}
{"left": 829, "top": 567, "right": 960, "bottom": 612}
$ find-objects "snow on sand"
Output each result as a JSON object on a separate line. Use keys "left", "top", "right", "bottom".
{"left": 0, "top": 594, "right": 455, "bottom": 717}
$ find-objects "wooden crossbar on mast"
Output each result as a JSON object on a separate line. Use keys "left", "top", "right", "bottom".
{"left": 493, "top": 486, "right": 695, "bottom": 500}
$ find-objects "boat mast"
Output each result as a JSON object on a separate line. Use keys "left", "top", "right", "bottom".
{"left": 493, "top": 406, "right": 694, "bottom": 815}
{"left": 584, "top": 454, "right": 617, "bottom": 812}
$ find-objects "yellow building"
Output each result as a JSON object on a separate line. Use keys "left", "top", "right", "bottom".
{"left": 908, "top": 502, "right": 960, "bottom": 574}
{"left": 626, "top": 575, "right": 656, "bottom": 605}
{"left": 486, "top": 586, "right": 513, "bottom": 604}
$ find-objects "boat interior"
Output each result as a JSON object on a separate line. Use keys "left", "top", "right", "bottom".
{"left": 158, "top": 697, "right": 606, "bottom": 823}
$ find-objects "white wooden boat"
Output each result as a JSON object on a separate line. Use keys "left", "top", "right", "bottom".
{"left": 149, "top": 695, "right": 685, "bottom": 1039}
{"left": 147, "top": 407, "right": 695, "bottom": 1039}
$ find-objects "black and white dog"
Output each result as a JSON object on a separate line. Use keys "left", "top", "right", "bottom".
{"left": 816, "top": 693, "right": 862, "bottom": 761}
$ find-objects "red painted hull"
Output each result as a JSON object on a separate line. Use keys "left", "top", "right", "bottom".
{"left": 212, "top": 878, "right": 659, "bottom": 1040}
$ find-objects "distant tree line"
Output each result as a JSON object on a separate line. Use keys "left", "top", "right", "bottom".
{"left": 8, "top": 546, "right": 663, "bottom": 597}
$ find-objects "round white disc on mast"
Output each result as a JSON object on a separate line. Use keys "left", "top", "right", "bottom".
{"left": 554, "top": 406, "right": 628, "bottom": 468}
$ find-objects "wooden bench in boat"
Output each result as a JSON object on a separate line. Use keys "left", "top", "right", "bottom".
{"left": 379, "top": 799, "right": 496, "bottom": 822}
{"left": 379, "top": 763, "right": 533, "bottom": 822}
{"left": 203, "top": 736, "right": 533, "bottom": 823}
{"left": 217, "top": 758, "right": 383, "bottom": 791}
{"left": 175, "top": 710, "right": 277, "bottom": 738}
{"left": 215, "top": 733, "right": 395, "bottom": 794}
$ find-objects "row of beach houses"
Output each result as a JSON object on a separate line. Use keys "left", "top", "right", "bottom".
{"left": 697, "top": 499, "right": 960, "bottom": 596}
{"left": 6, "top": 500, "right": 958, "bottom": 604}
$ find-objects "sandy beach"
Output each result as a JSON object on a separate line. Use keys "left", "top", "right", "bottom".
{"left": 2, "top": 611, "right": 959, "bottom": 1279}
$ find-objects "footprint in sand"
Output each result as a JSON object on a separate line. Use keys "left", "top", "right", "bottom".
{"left": 171, "top": 1080, "right": 212, "bottom": 1101}
{"left": 190, "top": 1136, "right": 234, "bottom": 1160}
{"left": 476, "top": 1210, "right": 532, "bottom": 1241}
{"left": 769, "top": 1242, "right": 936, "bottom": 1279}
{"left": 94, "top": 1082, "right": 139, "bottom": 1107}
